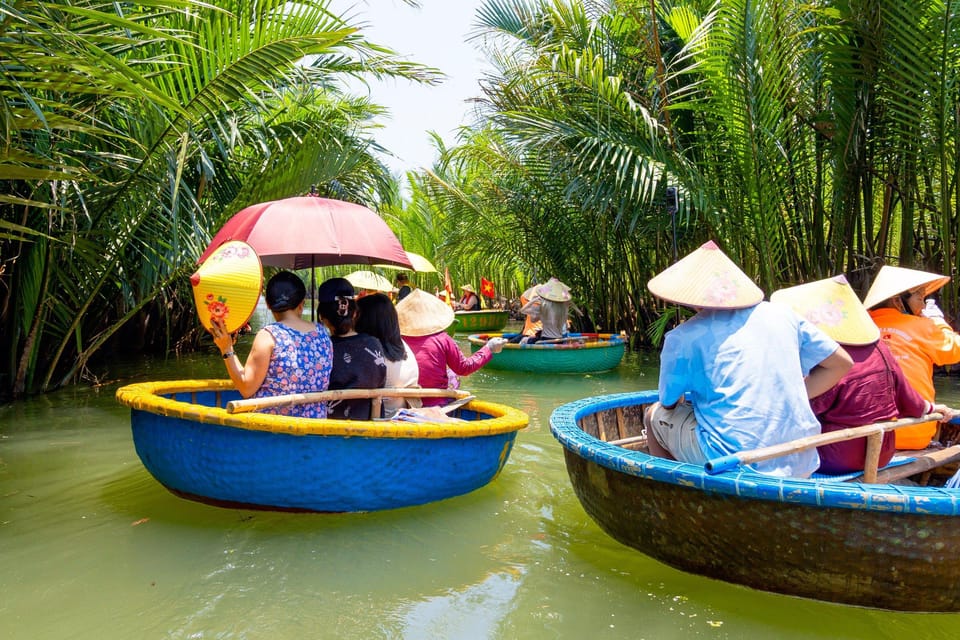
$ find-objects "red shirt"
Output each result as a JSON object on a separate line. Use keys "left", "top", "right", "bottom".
{"left": 810, "top": 341, "right": 927, "bottom": 474}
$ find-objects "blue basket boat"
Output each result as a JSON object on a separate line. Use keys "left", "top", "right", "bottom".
{"left": 550, "top": 390, "right": 960, "bottom": 612}
{"left": 117, "top": 380, "right": 528, "bottom": 513}
{"left": 467, "top": 333, "right": 626, "bottom": 373}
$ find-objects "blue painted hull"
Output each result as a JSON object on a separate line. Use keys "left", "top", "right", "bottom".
{"left": 550, "top": 390, "right": 960, "bottom": 612}
{"left": 120, "top": 382, "right": 527, "bottom": 513}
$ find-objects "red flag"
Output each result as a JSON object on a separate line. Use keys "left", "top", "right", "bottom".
{"left": 443, "top": 267, "right": 454, "bottom": 307}
{"left": 480, "top": 277, "right": 495, "bottom": 298}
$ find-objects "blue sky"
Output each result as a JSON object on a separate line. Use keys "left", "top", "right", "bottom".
{"left": 336, "top": 0, "right": 490, "bottom": 175}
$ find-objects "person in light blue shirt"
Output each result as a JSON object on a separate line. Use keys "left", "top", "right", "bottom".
{"left": 643, "top": 241, "right": 852, "bottom": 477}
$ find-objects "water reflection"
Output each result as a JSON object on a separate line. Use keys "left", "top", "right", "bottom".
{"left": 3, "top": 346, "right": 960, "bottom": 639}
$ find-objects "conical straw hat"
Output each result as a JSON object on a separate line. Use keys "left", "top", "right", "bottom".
{"left": 191, "top": 240, "right": 262, "bottom": 333}
{"left": 396, "top": 288, "right": 456, "bottom": 337}
{"left": 770, "top": 275, "right": 879, "bottom": 345}
{"left": 647, "top": 240, "right": 763, "bottom": 309}
{"left": 862, "top": 265, "right": 951, "bottom": 310}
{"left": 536, "top": 277, "right": 572, "bottom": 302}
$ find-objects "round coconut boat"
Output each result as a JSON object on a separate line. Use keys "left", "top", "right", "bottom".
{"left": 550, "top": 389, "right": 960, "bottom": 612}
{"left": 116, "top": 380, "right": 528, "bottom": 513}
{"left": 467, "top": 333, "right": 625, "bottom": 374}
{"left": 452, "top": 310, "right": 509, "bottom": 333}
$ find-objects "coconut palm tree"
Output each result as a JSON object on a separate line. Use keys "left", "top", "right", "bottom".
{"left": 0, "top": 0, "right": 440, "bottom": 398}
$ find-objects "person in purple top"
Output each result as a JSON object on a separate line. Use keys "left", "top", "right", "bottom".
{"left": 771, "top": 275, "right": 956, "bottom": 474}
{"left": 210, "top": 271, "right": 333, "bottom": 418}
{"left": 396, "top": 289, "right": 506, "bottom": 407}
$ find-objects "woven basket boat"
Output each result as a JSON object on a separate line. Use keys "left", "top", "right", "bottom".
{"left": 467, "top": 333, "right": 626, "bottom": 374}
{"left": 550, "top": 389, "right": 960, "bottom": 612}
{"left": 116, "top": 380, "right": 528, "bottom": 513}
{"left": 452, "top": 310, "right": 509, "bottom": 333}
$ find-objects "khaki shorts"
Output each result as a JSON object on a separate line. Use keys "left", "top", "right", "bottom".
{"left": 644, "top": 401, "right": 707, "bottom": 464}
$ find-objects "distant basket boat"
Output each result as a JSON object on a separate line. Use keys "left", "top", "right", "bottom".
{"left": 453, "top": 310, "right": 509, "bottom": 333}
{"left": 116, "top": 380, "right": 528, "bottom": 513}
{"left": 467, "top": 333, "right": 626, "bottom": 373}
{"left": 550, "top": 389, "right": 960, "bottom": 612}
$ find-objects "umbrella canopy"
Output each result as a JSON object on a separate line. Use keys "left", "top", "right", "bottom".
{"left": 345, "top": 270, "right": 394, "bottom": 293}
{"left": 375, "top": 251, "right": 437, "bottom": 273}
{"left": 199, "top": 196, "right": 412, "bottom": 270}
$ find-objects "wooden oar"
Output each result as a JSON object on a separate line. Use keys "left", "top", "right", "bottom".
{"left": 226, "top": 387, "right": 470, "bottom": 414}
{"left": 703, "top": 413, "right": 944, "bottom": 481}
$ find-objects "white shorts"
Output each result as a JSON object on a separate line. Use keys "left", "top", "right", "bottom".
{"left": 645, "top": 401, "right": 707, "bottom": 464}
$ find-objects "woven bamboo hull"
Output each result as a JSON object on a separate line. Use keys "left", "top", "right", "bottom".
{"left": 453, "top": 310, "right": 509, "bottom": 333}
{"left": 550, "top": 390, "right": 960, "bottom": 612}
{"left": 467, "top": 333, "right": 625, "bottom": 373}
{"left": 117, "top": 380, "right": 528, "bottom": 513}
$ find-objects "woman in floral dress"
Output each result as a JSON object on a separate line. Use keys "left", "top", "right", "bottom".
{"left": 211, "top": 271, "right": 333, "bottom": 418}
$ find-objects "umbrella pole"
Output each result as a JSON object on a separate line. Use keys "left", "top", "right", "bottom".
{"left": 311, "top": 257, "right": 316, "bottom": 323}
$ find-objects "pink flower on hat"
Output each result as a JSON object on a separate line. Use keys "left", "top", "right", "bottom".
{"left": 703, "top": 274, "right": 742, "bottom": 306}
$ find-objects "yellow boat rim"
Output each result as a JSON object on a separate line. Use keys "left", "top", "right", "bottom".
{"left": 115, "top": 379, "right": 529, "bottom": 439}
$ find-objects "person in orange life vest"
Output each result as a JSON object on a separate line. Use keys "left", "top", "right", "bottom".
{"left": 863, "top": 265, "right": 960, "bottom": 449}
{"left": 454, "top": 284, "right": 481, "bottom": 311}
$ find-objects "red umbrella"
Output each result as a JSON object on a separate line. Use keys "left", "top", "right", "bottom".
{"left": 199, "top": 196, "right": 412, "bottom": 270}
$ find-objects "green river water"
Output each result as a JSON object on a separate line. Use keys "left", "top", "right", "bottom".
{"left": 4, "top": 317, "right": 960, "bottom": 639}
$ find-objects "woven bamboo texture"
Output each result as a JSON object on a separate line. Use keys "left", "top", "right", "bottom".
{"left": 550, "top": 390, "right": 960, "bottom": 612}
{"left": 117, "top": 379, "right": 528, "bottom": 512}
{"left": 467, "top": 333, "right": 625, "bottom": 373}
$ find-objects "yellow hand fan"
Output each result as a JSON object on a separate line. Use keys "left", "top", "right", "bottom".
{"left": 190, "top": 240, "right": 263, "bottom": 333}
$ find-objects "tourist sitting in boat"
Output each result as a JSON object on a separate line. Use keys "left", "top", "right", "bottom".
{"left": 771, "top": 275, "right": 955, "bottom": 474}
{"left": 526, "top": 278, "right": 573, "bottom": 344}
{"left": 396, "top": 289, "right": 506, "bottom": 407}
{"left": 641, "top": 240, "right": 853, "bottom": 477}
{"left": 454, "top": 284, "right": 481, "bottom": 311}
{"left": 210, "top": 271, "right": 333, "bottom": 418}
{"left": 356, "top": 292, "right": 421, "bottom": 417}
{"left": 863, "top": 265, "right": 960, "bottom": 450}
{"left": 316, "top": 277, "right": 387, "bottom": 420}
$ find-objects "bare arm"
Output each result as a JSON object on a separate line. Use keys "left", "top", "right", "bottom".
{"left": 211, "top": 318, "right": 272, "bottom": 398}
{"left": 805, "top": 346, "right": 853, "bottom": 400}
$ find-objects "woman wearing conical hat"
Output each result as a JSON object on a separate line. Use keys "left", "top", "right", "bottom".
{"left": 863, "top": 265, "right": 960, "bottom": 449}
{"left": 642, "top": 241, "right": 853, "bottom": 478}
{"left": 772, "top": 276, "right": 955, "bottom": 474}
{"left": 396, "top": 289, "right": 506, "bottom": 407}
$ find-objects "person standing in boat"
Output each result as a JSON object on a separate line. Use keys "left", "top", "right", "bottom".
{"left": 771, "top": 275, "right": 954, "bottom": 474}
{"left": 356, "top": 292, "right": 421, "bottom": 417}
{"left": 454, "top": 284, "right": 481, "bottom": 311}
{"left": 396, "top": 289, "right": 506, "bottom": 407}
{"left": 316, "top": 277, "right": 387, "bottom": 421}
{"left": 863, "top": 265, "right": 960, "bottom": 450}
{"left": 642, "top": 240, "right": 853, "bottom": 477}
{"left": 210, "top": 271, "right": 333, "bottom": 418}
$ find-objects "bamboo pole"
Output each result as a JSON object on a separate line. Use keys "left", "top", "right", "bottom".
{"left": 226, "top": 387, "right": 471, "bottom": 414}
{"left": 704, "top": 414, "right": 944, "bottom": 475}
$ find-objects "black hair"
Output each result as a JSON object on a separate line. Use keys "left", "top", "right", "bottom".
{"left": 316, "top": 277, "right": 357, "bottom": 336}
{"left": 265, "top": 271, "right": 306, "bottom": 312}
{"left": 356, "top": 293, "right": 406, "bottom": 361}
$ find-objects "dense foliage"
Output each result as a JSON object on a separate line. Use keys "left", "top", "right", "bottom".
{"left": 0, "top": 0, "right": 436, "bottom": 398}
